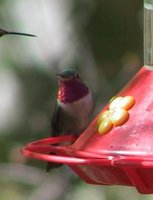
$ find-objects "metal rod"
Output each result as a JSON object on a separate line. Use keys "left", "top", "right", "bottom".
{"left": 144, "top": 0, "right": 153, "bottom": 68}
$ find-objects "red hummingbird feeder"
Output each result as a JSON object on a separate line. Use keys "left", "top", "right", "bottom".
{"left": 22, "top": 0, "right": 153, "bottom": 194}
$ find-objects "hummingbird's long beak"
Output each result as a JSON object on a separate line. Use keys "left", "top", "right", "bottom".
{"left": 56, "top": 73, "right": 64, "bottom": 78}
{"left": 0, "top": 28, "right": 36, "bottom": 37}
{"left": 5, "top": 31, "right": 36, "bottom": 37}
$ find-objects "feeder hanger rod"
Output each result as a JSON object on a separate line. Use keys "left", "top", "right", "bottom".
{"left": 144, "top": 0, "right": 153, "bottom": 68}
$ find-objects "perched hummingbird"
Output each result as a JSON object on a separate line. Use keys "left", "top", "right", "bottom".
{"left": 0, "top": 28, "right": 36, "bottom": 38}
{"left": 47, "top": 69, "right": 94, "bottom": 171}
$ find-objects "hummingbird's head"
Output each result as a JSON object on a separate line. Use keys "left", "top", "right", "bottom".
{"left": 57, "top": 69, "right": 80, "bottom": 82}
{"left": 57, "top": 69, "right": 89, "bottom": 103}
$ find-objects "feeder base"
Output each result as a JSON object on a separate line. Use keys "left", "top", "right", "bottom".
{"left": 22, "top": 135, "right": 153, "bottom": 194}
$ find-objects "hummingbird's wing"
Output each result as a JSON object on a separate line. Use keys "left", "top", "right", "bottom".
{"left": 47, "top": 104, "right": 69, "bottom": 171}
{"left": 51, "top": 103, "right": 71, "bottom": 137}
{"left": 51, "top": 104, "right": 64, "bottom": 136}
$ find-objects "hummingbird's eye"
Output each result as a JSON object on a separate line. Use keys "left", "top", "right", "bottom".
{"left": 75, "top": 73, "right": 80, "bottom": 78}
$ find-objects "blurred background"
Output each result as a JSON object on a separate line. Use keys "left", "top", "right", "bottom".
{"left": 0, "top": 0, "right": 146, "bottom": 199}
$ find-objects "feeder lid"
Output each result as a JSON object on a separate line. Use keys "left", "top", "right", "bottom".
{"left": 71, "top": 66, "right": 153, "bottom": 157}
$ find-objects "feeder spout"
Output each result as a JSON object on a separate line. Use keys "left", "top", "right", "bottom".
{"left": 144, "top": 0, "right": 153, "bottom": 68}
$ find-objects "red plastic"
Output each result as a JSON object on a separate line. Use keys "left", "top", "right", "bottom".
{"left": 22, "top": 66, "right": 153, "bottom": 194}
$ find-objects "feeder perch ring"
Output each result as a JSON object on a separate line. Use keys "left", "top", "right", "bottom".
{"left": 22, "top": 135, "right": 113, "bottom": 166}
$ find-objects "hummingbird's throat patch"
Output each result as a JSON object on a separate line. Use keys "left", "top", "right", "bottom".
{"left": 57, "top": 80, "right": 89, "bottom": 103}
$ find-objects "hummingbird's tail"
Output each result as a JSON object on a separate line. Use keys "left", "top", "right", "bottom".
{"left": 46, "top": 152, "right": 63, "bottom": 172}
{"left": 46, "top": 162, "right": 63, "bottom": 172}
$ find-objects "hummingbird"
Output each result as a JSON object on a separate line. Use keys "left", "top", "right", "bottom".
{"left": 0, "top": 28, "right": 36, "bottom": 38}
{"left": 47, "top": 69, "right": 94, "bottom": 171}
